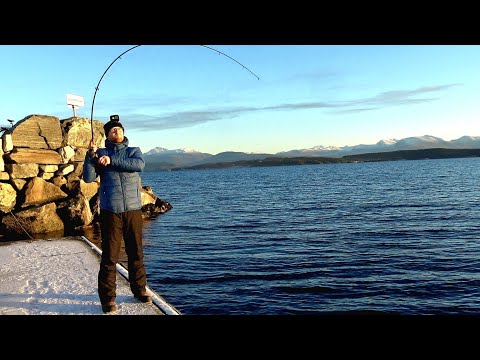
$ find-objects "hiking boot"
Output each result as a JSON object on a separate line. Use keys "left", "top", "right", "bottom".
{"left": 134, "top": 292, "right": 152, "bottom": 303}
{"left": 101, "top": 299, "right": 117, "bottom": 313}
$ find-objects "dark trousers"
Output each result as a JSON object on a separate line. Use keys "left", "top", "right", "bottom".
{"left": 98, "top": 209, "right": 147, "bottom": 304}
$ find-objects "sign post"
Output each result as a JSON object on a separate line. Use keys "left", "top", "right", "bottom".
{"left": 66, "top": 94, "right": 85, "bottom": 117}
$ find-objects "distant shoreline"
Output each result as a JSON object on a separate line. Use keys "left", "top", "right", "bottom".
{"left": 143, "top": 148, "right": 480, "bottom": 171}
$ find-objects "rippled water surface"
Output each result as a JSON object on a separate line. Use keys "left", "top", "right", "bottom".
{"left": 129, "top": 158, "right": 480, "bottom": 314}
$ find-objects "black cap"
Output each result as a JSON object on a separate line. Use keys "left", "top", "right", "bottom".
{"left": 104, "top": 115, "right": 124, "bottom": 135}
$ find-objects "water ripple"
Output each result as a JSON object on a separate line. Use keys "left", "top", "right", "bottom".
{"left": 135, "top": 158, "right": 480, "bottom": 314}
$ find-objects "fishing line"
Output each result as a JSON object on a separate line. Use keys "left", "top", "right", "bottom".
{"left": 9, "top": 210, "right": 34, "bottom": 240}
{"left": 89, "top": 45, "right": 260, "bottom": 141}
{"left": 89, "top": 45, "right": 141, "bottom": 140}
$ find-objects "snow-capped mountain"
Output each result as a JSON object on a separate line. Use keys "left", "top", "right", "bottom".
{"left": 376, "top": 138, "right": 397, "bottom": 146}
{"left": 394, "top": 135, "right": 451, "bottom": 149}
{"left": 143, "top": 147, "right": 212, "bottom": 170}
{"left": 276, "top": 145, "right": 342, "bottom": 157}
{"left": 276, "top": 135, "right": 480, "bottom": 158}
{"left": 143, "top": 135, "right": 480, "bottom": 170}
{"left": 449, "top": 136, "right": 480, "bottom": 147}
{"left": 144, "top": 147, "right": 201, "bottom": 155}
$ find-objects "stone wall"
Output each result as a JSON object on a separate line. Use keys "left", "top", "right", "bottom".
{"left": 0, "top": 114, "right": 171, "bottom": 240}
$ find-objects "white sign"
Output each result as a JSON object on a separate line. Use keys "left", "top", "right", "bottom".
{"left": 66, "top": 94, "right": 85, "bottom": 108}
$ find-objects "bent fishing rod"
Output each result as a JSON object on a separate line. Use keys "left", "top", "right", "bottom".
{"left": 89, "top": 45, "right": 260, "bottom": 141}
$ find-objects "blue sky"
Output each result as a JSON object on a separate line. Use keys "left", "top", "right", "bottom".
{"left": 1, "top": 45, "right": 479, "bottom": 154}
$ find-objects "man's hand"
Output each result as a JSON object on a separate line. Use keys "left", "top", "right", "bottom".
{"left": 89, "top": 140, "right": 110, "bottom": 166}
{"left": 88, "top": 140, "right": 98, "bottom": 159}
{"left": 98, "top": 155, "right": 111, "bottom": 166}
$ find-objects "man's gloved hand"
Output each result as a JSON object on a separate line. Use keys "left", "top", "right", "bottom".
{"left": 88, "top": 140, "right": 98, "bottom": 159}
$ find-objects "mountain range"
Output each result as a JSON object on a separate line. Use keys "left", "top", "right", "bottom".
{"left": 143, "top": 135, "right": 480, "bottom": 171}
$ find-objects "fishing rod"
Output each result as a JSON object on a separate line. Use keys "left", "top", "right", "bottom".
{"left": 89, "top": 45, "right": 260, "bottom": 141}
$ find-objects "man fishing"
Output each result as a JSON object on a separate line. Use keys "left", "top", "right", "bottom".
{"left": 83, "top": 115, "right": 151, "bottom": 314}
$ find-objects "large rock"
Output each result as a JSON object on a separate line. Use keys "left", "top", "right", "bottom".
{"left": 58, "top": 145, "right": 75, "bottom": 164}
{"left": 4, "top": 148, "right": 63, "bottom": 165}
{"left": 55, "top": 164, "right": 74, "bottom": 176}
{"left": 8, "top": 115, "right": 63, "bottom": 149}
{"left": 4, "top": 163, "right": 39, "bottom": 179}
{"left": 79, "top": 180, "right": 99, "bottom": 200}
{"left": 1, "top": 133, "right": 13, "bottom": 152}
{"left": 22, "top": 177, "right": 68, "bottom": 207}
{"left": 0, "top": 182, "right": 16, "bottom": 213}
{"left": 61, "top": 117, "right": 105, "bottom": 149}
{"left": 141, "top": 186, "right": 172, "bottom": 218}
{"left": 63, "top": 178, "right": 99, "bottom": 200}
{"left": 39, "top": 165, "right": 59, "bottom": 173}
{"left": 2, "top": 202, "right": 64, "bottom": 235}
{"left": 57, "top": 195, "right": 93, "bottom": 230}
{"left": 141, "top": 187, "right": 156, "bottom": 206}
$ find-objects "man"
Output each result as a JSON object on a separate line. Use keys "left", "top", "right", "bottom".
{"left": 83, "top": 115, "right": 151, "bottom": 314}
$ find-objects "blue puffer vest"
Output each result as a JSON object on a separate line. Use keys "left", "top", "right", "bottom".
{"left": 83, "top": 137, "right": 145, "bottom": 213}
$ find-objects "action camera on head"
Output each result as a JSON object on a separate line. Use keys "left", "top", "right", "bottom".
{"left": 110, "top": 115, "right": 120, "bottom": 122}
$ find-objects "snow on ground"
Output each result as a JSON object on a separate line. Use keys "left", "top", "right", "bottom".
{"left": 0, "top": 237, "right": 163, "bottom": 315}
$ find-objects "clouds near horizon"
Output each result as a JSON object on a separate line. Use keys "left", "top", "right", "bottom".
{"left": 122, "top": 83, "right": 462, "bottom": 131}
